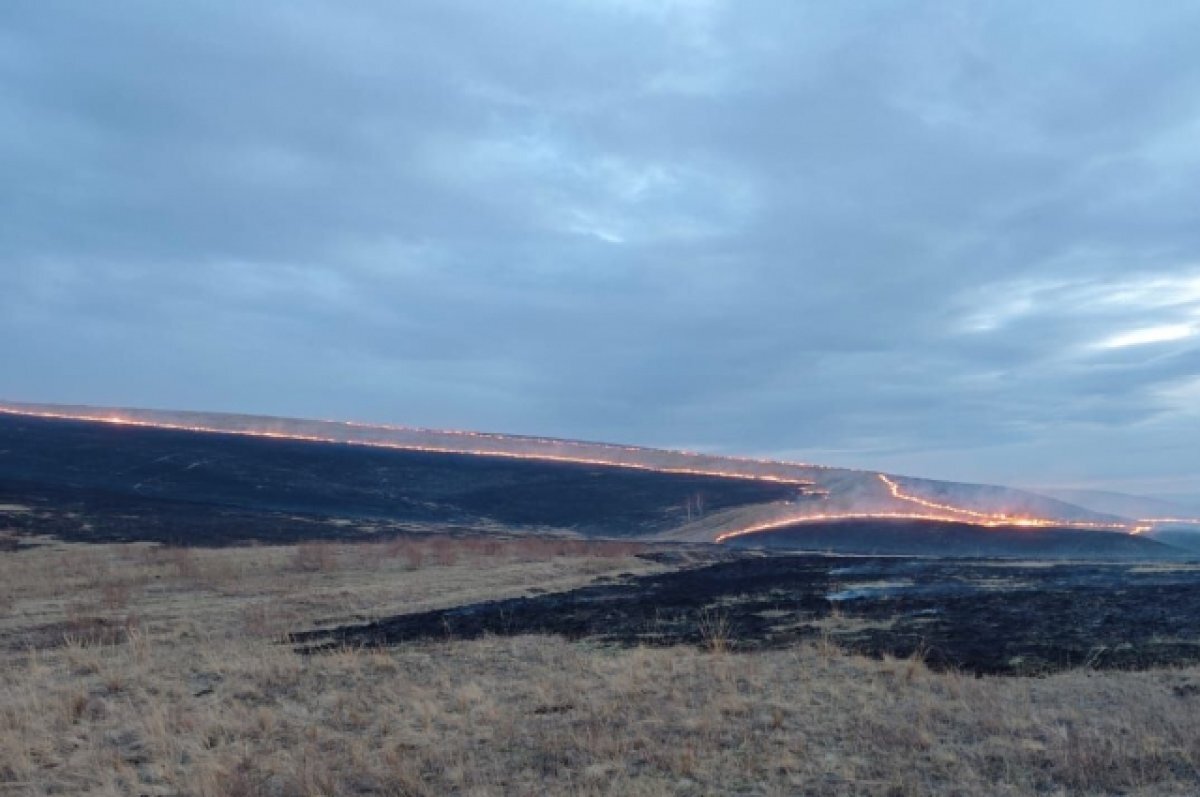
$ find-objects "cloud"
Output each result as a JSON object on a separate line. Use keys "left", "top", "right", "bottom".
{"left": 1098, "top": 324, "right": 1195, "bottom": 350}
{"left": 1, "top": 0, "right": 1199, "bottom": 494}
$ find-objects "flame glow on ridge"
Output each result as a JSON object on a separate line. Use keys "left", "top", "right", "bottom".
{"left": 714, "top": 474, "right": 1157, "bottom": 542}
{"left": 2, "top": 404, "right": 1190, "bottom": 539}
{"left": 0, "top": 406, "right": 819, "bottom": 486}
{"left": 880, "top": 474, "right": 1150, "bottom": 533}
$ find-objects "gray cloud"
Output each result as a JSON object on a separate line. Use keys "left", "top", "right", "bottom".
{"left": 2, "top": 1, "right": 1199, "bottom": 495}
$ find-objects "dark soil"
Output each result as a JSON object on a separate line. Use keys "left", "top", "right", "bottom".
{"left": 297, "top": 553, "right": 1200, "bottom": 675}
{"left": 0, "top": 481, "right": 440, "bottom": 547}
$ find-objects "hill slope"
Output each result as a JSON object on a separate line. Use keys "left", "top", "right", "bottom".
{"left": 1035, "top": 488, "right": 1199, "bottom": 521}
{"left": 0, "top": 412, "right": 797, "bottom": 543}
{"left": 0, "top": 402, "right": 1180, "bottom": 558}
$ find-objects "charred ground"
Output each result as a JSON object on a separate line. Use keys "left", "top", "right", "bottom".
{"left": 5, "top": 411, "right": 1200, "bottom": 680}
{"left": 298, "top": 552, "right": 1200, "bottom": 675}
{"left": 0, "top": 413, "right": 795, "bottom": 544}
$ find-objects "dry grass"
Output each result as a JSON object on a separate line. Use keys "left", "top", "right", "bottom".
{"left": 0, "top": 536, "right": 653, "bottom": 646}
{"left": 2, "top": 538, "right": 1200, "bottom": 795}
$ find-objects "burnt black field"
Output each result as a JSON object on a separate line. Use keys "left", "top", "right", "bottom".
{"left": 5, "top": 411, "right": 1200, "bottom": 676}
{"left": 298, "top": 553, "right": 1200, "bottom": 675}
{"left": 0, "top": 413, "right": 795, "bottom": 543}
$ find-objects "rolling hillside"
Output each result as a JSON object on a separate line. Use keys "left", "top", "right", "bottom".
{"left": 0, "top": 402, "right": 1187, "bottom": 557}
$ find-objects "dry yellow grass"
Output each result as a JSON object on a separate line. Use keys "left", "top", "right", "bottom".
{"left": 2, "top": 539, "right": 1200, "bottom": 795}
{"left": 0, "top": 537, "right": 656, "bottom": 647}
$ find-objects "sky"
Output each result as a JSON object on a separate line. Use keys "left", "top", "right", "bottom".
{"left": 2, "top": 2, "right": 1199, "bottom": 498}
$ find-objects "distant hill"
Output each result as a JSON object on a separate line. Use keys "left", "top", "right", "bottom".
{"left": 0, "top": 401, "right": 1175, "bottom": 557}
{"left": 1146, "top": 493, "right": 1200, "bottom": 513}
{"left": 1034, "top": 488, "right": 1198, "bottom": 522}
{"left": 1147, "top": 530, "right": 1200, "bottom": 554}
{"left": 0, "top": 412, "right": 795, "bottom": 543}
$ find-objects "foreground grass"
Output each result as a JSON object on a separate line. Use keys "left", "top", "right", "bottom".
{"left": 2, "top": 539, "right": 1199, "bottom": 795}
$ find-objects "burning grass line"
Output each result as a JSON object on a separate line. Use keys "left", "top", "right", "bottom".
{"left": 714, "top": 474, "right": 1154, "bottom": 542}
{"left": 0, "top": 406, "right": 822, "bottom": 488}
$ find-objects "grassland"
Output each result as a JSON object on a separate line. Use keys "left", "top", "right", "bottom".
{"left": 2, "top": 537, "right": 1200, "bottom": 795}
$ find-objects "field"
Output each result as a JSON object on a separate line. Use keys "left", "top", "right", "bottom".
{"left": 4, "top": 537, "right": 1200, "bottom": 796}
{"left": 303, "top": 553, "right": 1200, "bottom": 675}
{"left": 0, "top": 413, "right": 799, "bottom": 543}
{"left": 2, "top": 412, "right": 1200, "bottom": 794}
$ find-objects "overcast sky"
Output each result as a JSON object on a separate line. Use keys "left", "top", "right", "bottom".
{"left": 3, "top": 2, "right": 1199, "bottom": 497}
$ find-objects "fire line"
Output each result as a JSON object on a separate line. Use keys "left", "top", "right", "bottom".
{"left": 0, "top": 406, "right": 818, "bottom": 487}
{"left": 714, "top": 474, "right": 1156, "bottom": 542}
{"left": 1, "top": 404, "right": 1184, "bottom": 538}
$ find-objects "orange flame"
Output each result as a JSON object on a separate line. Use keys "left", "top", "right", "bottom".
{"left": 880, "top": 474, "right": 1156, "bottom": 533}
